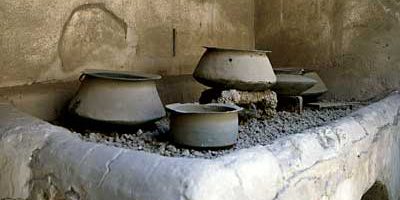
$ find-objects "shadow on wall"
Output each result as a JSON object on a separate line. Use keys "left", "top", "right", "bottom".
{"left": 361, "top": 181, "right": 389, "bottom": 200}
{"left": 59, "top": 3, "right": 129, "bottom": 73}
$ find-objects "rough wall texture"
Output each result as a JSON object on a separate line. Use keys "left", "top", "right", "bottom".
{"left": 0, "top": 0, "right": 254, "bottom": 88}
{"left": 1, "top": 90, "right": 400, "bottom": 199}
{"left": 255, "top": 0, "right": 400, "bottom": 100}
{"left": 3, "top": 0, "right": 398, "bottom": 101}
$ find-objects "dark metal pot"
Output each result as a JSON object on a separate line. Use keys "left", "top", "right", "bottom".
{"left": 272, "top": 74, "right": 317, "bottom": 96}
{"left": 166, "top": 103, "right": 243, "bottom": 148}
{"left": 301, "top": 71, "right": 328, "bottom": 97}
{"left": 69, "top": 69, "right": 166, "bottom": 125}
{"left": 193, "top": 47, "right": 276, "bottom": 91}
{"left": 273, "top": 68, "right": 328, "bottom": 97}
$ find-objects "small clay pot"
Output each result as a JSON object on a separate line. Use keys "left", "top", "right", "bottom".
{"left": 193, "top": 47, "right": 276, "bottom": 91}
{"left": 166, "top": 103, "right": 243, "bottom": 148}
{"left": 69, "top": 69, "right": 166, "bottom": 125}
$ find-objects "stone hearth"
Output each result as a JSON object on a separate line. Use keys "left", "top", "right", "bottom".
{"left": 0, "top": 92, "right": 399, "bottom": 199}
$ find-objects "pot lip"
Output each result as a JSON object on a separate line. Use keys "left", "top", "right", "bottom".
{"left": 81, "top": 69, "right": 162, "bottom": 81}
{"left": 165, "top": 103, "right": 243, "bottom": 114}
{"left": 203, "top": 46, "right": 272, "bottom": 53}
{"left": 275, "top": 73, "right": 318, "bottom": 83}
{"left": 273, "top": 67, "right": 315, "bottom": 74}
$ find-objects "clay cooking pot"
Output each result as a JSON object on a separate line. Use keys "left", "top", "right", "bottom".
{"left": 69, "top": 69, "right": 166, "bottom": 125}
{"left": 166, "top": 103, "right": 243, "bottom": 148}
{"left": 193, "top": 47, "right": 277, "bottom": 91}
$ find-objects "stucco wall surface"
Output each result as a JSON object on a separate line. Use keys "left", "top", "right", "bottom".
{"left": 0, "top": 92, "right": 400, "bottom": 199}
{"left": 0, "top": 0, "right": 254, "bottom": 88}
{"left": 255, "top": 0, "right": 400, "bottom": 100}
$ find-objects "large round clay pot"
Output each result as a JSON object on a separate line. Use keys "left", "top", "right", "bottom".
{"left": 166, "top": 103, "right": 243, "bottom": 148}
{"left": 69, "top": 69, "right": 166, "bottom": 125}
{"left": 193, "top": 47, "right": 276, "bottom": 91}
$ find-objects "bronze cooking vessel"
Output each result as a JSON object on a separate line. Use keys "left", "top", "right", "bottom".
{"left": 274, "top": 68, "right": 328, "bottom": 97}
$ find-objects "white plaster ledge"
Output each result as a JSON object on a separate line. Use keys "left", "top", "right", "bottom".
{"left": 0, "top": 93, "right": 399, "bottom": 200}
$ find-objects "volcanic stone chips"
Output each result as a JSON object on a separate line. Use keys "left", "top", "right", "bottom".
{"left": 68, "top": 106, "right": 358, "bottom": 159}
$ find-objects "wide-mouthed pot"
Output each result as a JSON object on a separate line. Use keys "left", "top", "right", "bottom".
{"left": 274, "top": 68, "right": 328, "bottom": 97}
{"left": 69, "top": 69, "right": 166, "bottom": 125}
{"left": 166, "top": 103, "right": 243, "bottom": 148}
{"left": 301, "top": 71, "right": 328, "bottom": 97}
{"left": 193, "top": 47, "right": 276, "bottom": 91}
{"left": 272, "top": 74, "right": 317, "bottom": 96}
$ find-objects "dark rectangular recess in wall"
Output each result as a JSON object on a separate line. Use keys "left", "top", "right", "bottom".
{"left": 172, "top": 28, "right": 176, "bottom": 57}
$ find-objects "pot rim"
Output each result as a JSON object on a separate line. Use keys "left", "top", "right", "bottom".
{"left": 165, "top": 103, "right": 243, "bottom": 114}
{"left": 81, "top": 69, "right": 162, "bottom": 81}
{"left": 275, "top": 74, "right": 318, "bottom": 83}
{"left": 273, "top": 67, "right": 316, "bottom": 74}
{"left": 203, "top": 46, "right": 272, "bottom": 53}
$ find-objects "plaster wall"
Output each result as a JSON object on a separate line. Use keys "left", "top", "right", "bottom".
{"left": 255, "top": 0, "right": 400, "bottom": 100}
{"left": 0, "top": 0, "right": 255, "bottom": 88}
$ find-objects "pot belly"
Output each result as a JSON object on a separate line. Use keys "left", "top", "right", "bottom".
{"left": 69, "top": 79, "right": 166, "bottom": 125}
{"left": 170, "top": 113, "right": 239, "bottom": 148}
{"left": 193, "top": 49, "right": 277, "bottom": 91}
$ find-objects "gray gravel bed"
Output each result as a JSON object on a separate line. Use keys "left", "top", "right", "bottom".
{"left": 67, "top": 106, "right": 358, "bottom": 159}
